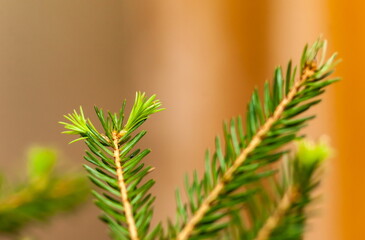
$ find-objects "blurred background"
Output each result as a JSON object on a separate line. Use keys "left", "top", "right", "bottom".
{"left": 0, "top": 0, "right": 363, "bottom": 239}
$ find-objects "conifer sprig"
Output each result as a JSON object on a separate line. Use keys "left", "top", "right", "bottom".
{"left": 60, "top": 92, "right": 163, "bottom": 240}
{"left": 173, "top": 39, "right": 339, "bottom": 240}
{"left": 219, "top": 139, "right": 330, "bottom": 240}
{"left": 0, "top": 147, "right": 88, "bottom": 236}
{"left": 253, "top": 140, "right": 330, "bottom": 240}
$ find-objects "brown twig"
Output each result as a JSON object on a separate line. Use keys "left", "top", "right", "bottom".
{"left": 254, "top": 186, "right": 298, "bottom": 240}
{"left": 112, "top": 131, "right": 139, "bottom": 240}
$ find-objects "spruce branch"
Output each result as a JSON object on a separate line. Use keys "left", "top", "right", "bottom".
{"left": 173, "top": 39, "right": 339, "bottom": 240}
{"left": 61, "top": 92, "right": 163, "bottom": 240}
{"left": 176, "top": 61, "right": 315, "bottom": 240}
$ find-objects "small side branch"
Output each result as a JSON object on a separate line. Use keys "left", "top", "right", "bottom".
{"left": 254, "top": 186, "right": 298, "bottom": 240}
{"left": 112, "top": 131, "right": 139, "bottom": 240}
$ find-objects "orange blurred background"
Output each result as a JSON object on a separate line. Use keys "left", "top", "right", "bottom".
{"left": 0, "top": 1, "right": 363, "bottom": 239}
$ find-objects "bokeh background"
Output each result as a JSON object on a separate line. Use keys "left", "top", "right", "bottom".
{"left": 0, "top": 1, "right": 363, "bottom": 239}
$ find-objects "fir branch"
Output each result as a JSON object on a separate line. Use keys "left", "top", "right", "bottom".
{"left": 174, "top": 39, "right": 339, "bottom": 240}
{"left": 177, "top": 61, "right": 315, "bottom": 240}
{"left": 61, "top": 92, "right": 163, "bottom": 240}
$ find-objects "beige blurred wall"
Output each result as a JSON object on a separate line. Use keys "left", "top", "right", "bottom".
{"left": 0, "top": 1, "right": 337, "bottom": 239}
{"left": 328, "top": 1, "right": 365, "bottom": 239}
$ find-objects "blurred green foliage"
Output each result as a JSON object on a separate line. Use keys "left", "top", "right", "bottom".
{"left": 0, "top": 147, "right": 89, "bottom": 237}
